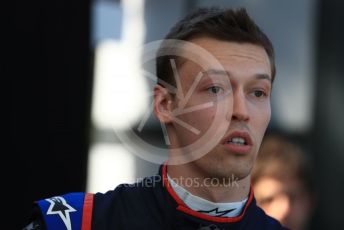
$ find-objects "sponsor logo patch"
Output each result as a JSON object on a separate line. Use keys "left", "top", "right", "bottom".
{"left": 46, "top": 196, "right": 76, "bottom": 230}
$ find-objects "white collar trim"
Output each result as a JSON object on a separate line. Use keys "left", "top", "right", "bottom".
{"left": 167, "top": 174, "right": 247, "bottom": 217}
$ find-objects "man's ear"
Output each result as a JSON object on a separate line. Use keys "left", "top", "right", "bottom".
{"left": 153, "top": 84, "right": 174, "bottom": 124}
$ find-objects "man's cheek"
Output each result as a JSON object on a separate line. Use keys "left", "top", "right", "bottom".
{"left": 194, "top": 110, "right": 216, "bottom": 131}
{"left": 178, "top": 110, "right": 215, "bottom": 138}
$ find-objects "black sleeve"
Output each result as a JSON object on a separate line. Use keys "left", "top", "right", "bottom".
{"left": 22, "top": 206, "right": 46, "bottom": 230}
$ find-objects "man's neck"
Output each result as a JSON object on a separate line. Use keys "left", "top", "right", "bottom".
{"left": 167, "top": 163, "right": 251, "bottom": 203}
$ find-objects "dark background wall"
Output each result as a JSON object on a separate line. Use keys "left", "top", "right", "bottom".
{"left": 10, "top": 0, "right": 91, "bottom": 228}
{"left": 311, "top": 0, "right": 344, "bottom": 229}
{"left": 8, "top": 0, "right": 344, "bottom": 229}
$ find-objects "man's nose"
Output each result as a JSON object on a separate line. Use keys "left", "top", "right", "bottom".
{"left": 230, "top": 91, "right": 249, "bottom": 121}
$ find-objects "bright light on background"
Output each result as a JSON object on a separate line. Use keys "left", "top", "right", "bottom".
{"left": 92, "top": 40, "right": 149, "bottom": 130}
{"left": 87, "top": 144, "right": 136, "bottom": 193}
{"left": 87, "top": 0, "right": 146, "bottom": 192}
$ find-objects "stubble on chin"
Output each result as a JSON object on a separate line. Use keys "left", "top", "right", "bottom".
{"left": 194, "top": 147, "right": 255, "bottom": 182}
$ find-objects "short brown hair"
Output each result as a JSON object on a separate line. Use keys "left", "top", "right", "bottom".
{"left": 252, "top": 134, "right": 314, "bottom": 193}
{"left": 156, "top": 7, "right": 275, "bottom": 88}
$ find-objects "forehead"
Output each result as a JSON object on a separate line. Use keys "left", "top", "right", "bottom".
{"left": 178, "top": 37, "right": 272, "bottom": 81}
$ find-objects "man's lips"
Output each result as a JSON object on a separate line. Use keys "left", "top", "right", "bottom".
{"left": 221, "top": 131, "right": 253, "bottom": 154}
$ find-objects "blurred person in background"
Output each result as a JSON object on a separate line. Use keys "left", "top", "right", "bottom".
{"left": 252, "top": 134, "right": 316, "bottom": 230}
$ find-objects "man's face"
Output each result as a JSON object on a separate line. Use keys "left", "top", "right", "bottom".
{"left": 165, "top": 37, "right": 272, "bottom": 180}
{"left": 254, "top": 176, "right": 312, "bottom": 230}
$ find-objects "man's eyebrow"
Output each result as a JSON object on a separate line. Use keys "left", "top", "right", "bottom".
{"left": 201, "top": 69, "right": 271, "bottom": 82}
{"left": 255, "top": 73, "right": 272, "bottom": 82}
{"left": 201, "top": 69, "right": 230, "bottom": 76}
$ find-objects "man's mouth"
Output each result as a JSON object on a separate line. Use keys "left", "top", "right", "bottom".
{"left": 222, "top": 131, "right": 253, "bottom": 154}
{"left": 227, "top": 137, "right": 246, "bottom": 145}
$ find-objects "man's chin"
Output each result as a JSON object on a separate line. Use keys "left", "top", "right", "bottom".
{"left": 200, "top": 163, "right": 250, "bottom": 182}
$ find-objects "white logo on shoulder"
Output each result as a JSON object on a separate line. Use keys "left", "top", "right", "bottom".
{"left": 46, "top": 196, "right": 77, "bottom": 230}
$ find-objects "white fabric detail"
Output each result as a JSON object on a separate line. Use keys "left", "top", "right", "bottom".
{"left": 168, "top": 174, "right": 247, "bottom": 217}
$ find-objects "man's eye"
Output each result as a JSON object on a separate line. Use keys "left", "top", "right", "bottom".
{"left": 253, "top": 90, "right": 266, "bottom": 97}
{"left": 207, "top": 86, "right": 223, "bottom": 94}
